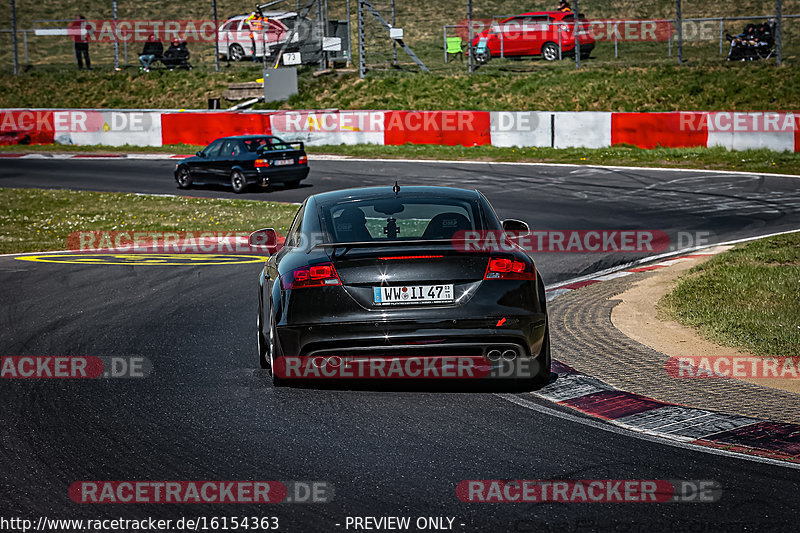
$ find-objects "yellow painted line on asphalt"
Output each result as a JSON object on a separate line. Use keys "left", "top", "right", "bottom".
{"left": 15, "top": 254, "right": 269, "bottom": 266}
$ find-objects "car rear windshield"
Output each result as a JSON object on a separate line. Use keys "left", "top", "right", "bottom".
{"left": 317, "top": 195, "right": 486, "bottom": 243}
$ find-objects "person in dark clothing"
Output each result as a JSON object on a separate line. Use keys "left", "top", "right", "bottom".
{"left": 558, "top": 0, "right": 572, "bottom": 12}
{"left": 69, "top": 14, "right": 91, "bottom": 69}
{"left": 139, "top": 34, "right": 163, "bottom": 72}
{"left": 162, "top": 38, "right": 190, "bottom": 70}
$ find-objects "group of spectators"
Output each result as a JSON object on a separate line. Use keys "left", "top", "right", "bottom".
{"left": 138, "top": 35, "right": 190, "bottom": 72}
{"left": 69, "top": 14, "right": 190, "bottom": 72}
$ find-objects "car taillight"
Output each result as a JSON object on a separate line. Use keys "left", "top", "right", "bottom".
{"left": 484, "top": 257, "right": 535, "bottom": 280}
{"left": 280, "top": 262, "right": 341, "bottom": 289}
{"left": 298, "top": 155, "right": 308, "bottom": 165}
{"left": 255, "top": 158, "right": 270, "bottom": 168}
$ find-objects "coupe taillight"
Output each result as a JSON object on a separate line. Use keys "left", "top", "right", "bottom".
{"left": 255, "top": 158, "right": 270, "bottom": 168}
{"left": 280, "top": 262, "right": 341, "bottom": 289}
{"left": 484, "top": 257, "right": 535, "bottom": 280}
{"left": 298, "top": 155, "right": 308, "bottom": 165}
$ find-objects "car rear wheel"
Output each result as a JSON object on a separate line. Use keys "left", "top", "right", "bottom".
{"left": 176, "top": 166, "right": 193, "bottom": 189}
{"left": 541, "top": 42, "right": 559, "bottom": 61}
{"left": 231, "top": 170, "right": 247, "bottom": 193}
{"left": 283, "top": 179, "right": 302, "bottom": 189}
{"left": 268, "top": 313, "right": 287, "bottom": 387}
{"left": 229, "top": 44, "right": 245, "bottom": 61}
{"left": 521, "top": 324, "right": 552, "bottom": 389}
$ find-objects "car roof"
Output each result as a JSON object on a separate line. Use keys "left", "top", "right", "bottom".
{"left": 310, "top": 186, "right": 481, "bottom": 204}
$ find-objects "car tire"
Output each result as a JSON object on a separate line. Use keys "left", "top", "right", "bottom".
{"left": 580, "top": 52, "right": 591, "bottom": 60}
{"left": 258, "top": 300, "right": 269, "bottom": 370}
{"left": 229, "top": 44, "right": 245, "bottom": 62}
{"left": 541, "top": 42, "right": 560, "bottom": 61}
{"left": 176, "top": 166, "right": 193, "bottom": 189}
{"left": 521, "top": 324, "right": 552, "bottom": 390}
{"left": 268, "top": 312, "right": 288, "bottom": 388}
{"left": 283, "top": 179, "right": 302, "bottom": 189}
{"left": 231, "top": 170, "right": 247, "bottom": 193}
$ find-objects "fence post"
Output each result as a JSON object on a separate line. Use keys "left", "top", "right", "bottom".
{"left": 112, "top": 0, "right": 119, "bottom": 69}
{"left": 776, "top": 0, "right": 783, "bottom": 65}
{"left": 357, "top": 0, "right": 365, "bottom": 78}
{"left": 212, "top": 0, "right": 220, "bottom": 71}
{"left": 10, "top": 0, "right": 19, "bottom": 74}
{"left": 23, "top": 28, "right": 28, "bottom": 63}
{"left": 391, "top": 0, "right": 397, "bottom": 66}
{"left": 443, "top": 26, "right": 447, "bottom": 63}
{"left": 614, "top": 25, "right": 618, "bottom": 58}
{"left": 572, "top": 0, "right": 580, "bottom": 69}
{"left": 719, "top": 18, "right": 723, "bottom": 54}
{"left": 558, "top": 24, "right": 562, "bottom": 60}
{"left": 676, "top": 0, "right": 683, "bottom": 64}
{"left": 467, "top": 0, "right": 473, "bottom": 74}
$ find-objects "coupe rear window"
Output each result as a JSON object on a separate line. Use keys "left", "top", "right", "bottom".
{"left": 318, "top": 196, "right": 484, "bottom": 243}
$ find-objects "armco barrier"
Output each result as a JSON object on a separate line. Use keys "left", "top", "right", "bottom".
{"left": 270, "top": 111, "right": 385, "bottom": 146}
{"left": 611, "top": 112, "right": 708, "bottom": 149}
{"left": 554, "top": 112, "right": 612, "bottom": 149}
{"left": 490, "top": 112, "right": 552, "bottom": 148}
{"left": 161, "top": 111, "right": 272, "bottom": 146}
{"left": 1, "top": 109, "right": 798, "bottom": 153}
{"left": 384, "top": 111, "right": 491, "bottom": 146}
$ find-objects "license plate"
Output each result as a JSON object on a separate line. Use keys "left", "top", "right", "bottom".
{"left": 373, "top": 284, "right": 454, "bottom": 305}
{"left": 273, "top": 159, "right": 293, "bottom": 166}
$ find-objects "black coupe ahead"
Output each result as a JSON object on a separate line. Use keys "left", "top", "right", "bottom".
{"left": 174, "top": 135, "right": 309, "bottom": 193}
{"left": 250, "top": 185, "right": 550, "bottom": 387}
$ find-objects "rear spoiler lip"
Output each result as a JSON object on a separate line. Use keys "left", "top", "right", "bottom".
{"left": 306, "top": 238, "right": 467, "bottom": 255}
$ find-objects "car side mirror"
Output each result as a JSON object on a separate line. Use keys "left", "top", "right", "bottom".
{"left": 196, "top": 151, "right": 205, "bottom": 157}
{"left": 249, "top": 228, "right": 282, "bottom": 254}
{"left": 502, "top": 219, "right": 531, "bottom": 236}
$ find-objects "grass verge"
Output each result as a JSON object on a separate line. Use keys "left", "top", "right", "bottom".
{"left": 659, "top": 232, "right": 800, "bottom": 357}
{"left": 2, "top": 143, "right": 799, "bottom": 175}
{"left": 0, "top": 188, "right": 299, "bottom": 254}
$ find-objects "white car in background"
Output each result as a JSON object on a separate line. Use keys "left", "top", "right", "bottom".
{"left": 217, "top": 12, "right": 315, "bottom": 61}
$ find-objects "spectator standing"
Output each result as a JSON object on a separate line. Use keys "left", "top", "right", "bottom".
{"left": 69, "top": 14, "right": 91, "bottom": 69}
{"left": 558, "top": 1, "right": 572, "bottom": 13}
{"left": 139, "top": 34, "right": 163, "bottom": 72}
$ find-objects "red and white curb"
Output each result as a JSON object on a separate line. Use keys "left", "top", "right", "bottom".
{"left": 535, "top": 234, "right": 800, "bottom": 465}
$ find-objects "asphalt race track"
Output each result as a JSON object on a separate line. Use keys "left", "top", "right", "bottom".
{"left": 1, "top": 158, "right": 800, "bottom": 530}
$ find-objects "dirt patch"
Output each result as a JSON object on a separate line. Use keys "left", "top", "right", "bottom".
{"left": 611, "top": 249, "right": 800, "bottom": 395}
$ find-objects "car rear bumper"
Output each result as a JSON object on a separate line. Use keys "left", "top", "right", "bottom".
{"left": 248, "top": 166, "right": 310, "bottom": 185}
{"left": 275, "top": 313, "right": 547, "bottom": 359}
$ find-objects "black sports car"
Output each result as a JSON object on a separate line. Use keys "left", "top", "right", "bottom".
{"left": 174, "top": 134, "right": 309, "bottom": 193}
{"left": 251, "top": 185, "right": 550, "bottom": 386}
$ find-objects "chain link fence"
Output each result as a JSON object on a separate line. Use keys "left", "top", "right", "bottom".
{"left": 1, "top": 1, "right": 798, "bottom": 74}
{"left": 0, "top": 0, "right": 350, "bottom": 72}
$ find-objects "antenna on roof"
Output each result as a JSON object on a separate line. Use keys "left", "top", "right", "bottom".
{"left": 393, "top": 181, "right": 400, "bottom": 195}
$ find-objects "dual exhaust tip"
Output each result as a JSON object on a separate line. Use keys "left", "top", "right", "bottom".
{"left": 485, "top": 347, "right": 520, "bottom": 362}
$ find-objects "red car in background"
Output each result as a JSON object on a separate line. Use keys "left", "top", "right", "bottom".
{"left": 471, "top": 11, "right": 595, "bottom": 62}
